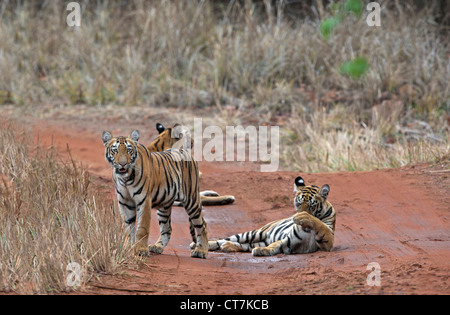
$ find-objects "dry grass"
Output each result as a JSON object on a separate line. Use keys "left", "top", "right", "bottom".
{"left": 282, "top": 105, "right": 449, "bottom": 172}
{"left": 0, "top": 1, "right": 447, "bottom": 109}
{"left": 0, "top": 122, "right": 134, "bottom": 294}
{"left": 0, "top": 0, "right": 448, "bottom": 171}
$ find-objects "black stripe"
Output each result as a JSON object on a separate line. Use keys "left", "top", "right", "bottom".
{"left": 161, "top": 157, "right": 172, "bottom": 194}
{"left": 137, "top": 194, "right": 147, "bottom": 207}
{"left": 152, "top": 186, "right": 160, "bottom": 203}
{"left": 119, "top": 201, "right": 135, "bottom": 210}
{"left": 257, "top": 230, "right": 264, "bottom": 242}
{"left": 273, "top": 224, "right": 286, "bottom": 239}
{"left": 190, "top": 211, "right": 201, "bottom": 220}
{"left": 125, "top": 216, "right": 136, "bottom": 224}
{"left": 128, "top": 169, "right": 135, "bottom": 183}
{"left": 133, "top": 159, "right": 144, "bottom": 188}
{"left": 116, "top": 189, "right": 124, "bottom": 199}
{"left": 133, "top": 178, "right": 146, "bottom": 197}
{"left": 249, "top": 231, "right": 256, "bottom": 244}
{"left": 293, "top": 227, "right": 303, "bottom": 240}
{"left": 140, "top": 143, "right": 150, "bottom": 158}
{"left": 153, "top": 139, "right": 161, "bottom": 151}
{"left": 322, "top": 208, "right": 332, "bottom": 219}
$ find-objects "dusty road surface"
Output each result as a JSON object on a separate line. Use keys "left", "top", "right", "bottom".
{"left": 31, "top": 118, "right": 449, "bottom": 295}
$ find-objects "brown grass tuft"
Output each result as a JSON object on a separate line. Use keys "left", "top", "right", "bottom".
{"left": 0, "top": 122, "right": 133, "bottom": 294}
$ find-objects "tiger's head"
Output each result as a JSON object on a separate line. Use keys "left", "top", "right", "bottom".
{"left": 293, "top": 176, "right": 330, "bottom": 217}
{"left": 102, "top": 130, "right": 140, "bottom": 175}
{"left": 149, "top": 123, "right": 193, "bottom": 152}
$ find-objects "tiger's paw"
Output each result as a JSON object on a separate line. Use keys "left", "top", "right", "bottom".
{"left": 221, "top": 241, "right": 243, "bottom": 252}
{"left": 148, "top": 243, "right": 164, "bottom": 254}
{"left": 293, "top": 212, "right": 315, "bottom": 232}
{"left": 190, "top": 248, "right": 207, "bottom": 259}
{"left": 252, "top": 247, "right": 271, "bottom": 256}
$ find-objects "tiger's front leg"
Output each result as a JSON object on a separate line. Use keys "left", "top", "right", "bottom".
{"left": 293, "top": 212, "right": 334, "bottom": 251}
{"left": 117, "top": 198, "right": 137, "bottom": 242}
{"left": 135, "top": 199, "right": 152, "bottom": 256}
{"left": 149, "top": 206, "right": 173, "bottom": 254}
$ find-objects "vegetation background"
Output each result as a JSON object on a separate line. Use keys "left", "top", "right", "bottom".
{"left": 0, "top": 0, "right": 448, "bottom": 171}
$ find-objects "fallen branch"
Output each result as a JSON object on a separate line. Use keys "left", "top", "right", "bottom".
{"left": 90, "top": 284, "right": 158, "bottom": 293}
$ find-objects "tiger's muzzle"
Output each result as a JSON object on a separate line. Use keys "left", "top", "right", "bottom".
{"left": 116, "top": 162, "right": 129, "bottom": 174}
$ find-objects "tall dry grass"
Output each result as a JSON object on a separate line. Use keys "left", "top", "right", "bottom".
{"left": 0, "top": 1, "right": 447, "bottom": 109}
{"left": 282, "top": 105, "right": 449, "bottom": 172}
{"left": 0, "top": 0, "right": 448, "bottom": 171}
{"left": 0, "top": 122, "right": 133, "bottom": 294}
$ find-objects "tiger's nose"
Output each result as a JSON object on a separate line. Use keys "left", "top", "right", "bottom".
{"left": 119, "top": 162, "right": 127, "bottom": 167}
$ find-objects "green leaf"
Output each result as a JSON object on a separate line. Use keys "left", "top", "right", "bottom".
{"left": 319, "top": 17, "right": 340, "bottom": 40}
{"left": 340, "top": 57, "right": 370, "bottom": 79}
{"left": 344, "top": 0, "right": 364, "bottom": 18}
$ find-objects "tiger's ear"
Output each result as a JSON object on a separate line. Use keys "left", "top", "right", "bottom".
{"left": 156, "top": 123, "right": 165, "bottom": 134}
{"left": 293, "top": 176, "right": 305, "bottom": 192}
{"left": 319, "top": 184, "right": 330, "bottom": 200}
{"left": 102, "top": 131, "right": 113, "bottom": 146}
{"left": 130, "top": 130, "right": 140, "bottom": 142}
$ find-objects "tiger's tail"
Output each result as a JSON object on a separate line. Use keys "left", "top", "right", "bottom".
{"left": 173, "top": 190, "right": 235, "bottom": 207}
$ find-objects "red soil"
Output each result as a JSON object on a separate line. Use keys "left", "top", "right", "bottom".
{"left": 32, "top": 120, "right": 449, "bottom": 295}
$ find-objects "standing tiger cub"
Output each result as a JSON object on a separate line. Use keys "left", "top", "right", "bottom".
{"left": 102, "top": 130, "right": 208, "bottom": 258}
{"left": 208, "top": 176, "right": 335, "bottom": 256}
{"left": 148, "top": 123, "right": 235, "bottom": 206}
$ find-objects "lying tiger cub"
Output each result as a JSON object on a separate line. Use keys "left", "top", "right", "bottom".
{"left": 148, "top": 123, "right": 235, "bottom": 206}
{"left": 207, "top": 176, "right": 335, "bottom": 256}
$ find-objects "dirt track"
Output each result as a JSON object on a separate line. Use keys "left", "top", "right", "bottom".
{"left": 31, "top": 118, "right": 450, "bottom": 295}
